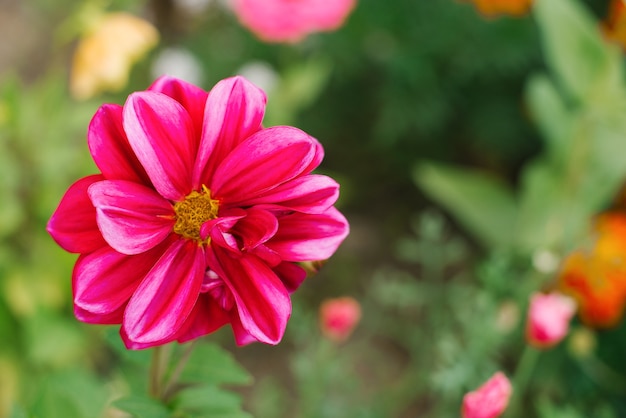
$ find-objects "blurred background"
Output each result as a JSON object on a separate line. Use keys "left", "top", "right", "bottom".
{"left": 3, "top": 0, "right": 626, "bottom": 416}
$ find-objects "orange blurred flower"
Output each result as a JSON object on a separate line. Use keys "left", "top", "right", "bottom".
{"left": 70, "top": 12, "right": 159, "bottom": 100}
{"left": 319, "top": 297, "right": 361, "bottom": 343}
{"left": 464, "top": 0, "right": 533, "bottom": 18}
{"left": 558, "top": 213, "right": 626, "bottom": 328}
{"left": 603, "top": 0, "right": 626, "bottom": 49}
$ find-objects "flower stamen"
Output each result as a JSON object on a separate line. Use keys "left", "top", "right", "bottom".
{"left": 173, "top": 185, "right": 219, "bottom": 243}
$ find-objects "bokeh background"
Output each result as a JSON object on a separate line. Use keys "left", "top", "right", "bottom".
{"left": 2, "top": 0, "right": 626, "bottom": 416}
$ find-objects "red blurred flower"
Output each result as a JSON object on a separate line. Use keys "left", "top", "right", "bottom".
{"left": 558, "top": 213, "right": 626, "bottom": 328}
{"left": 462, "top": 372, "right": 512, "bottom": 418}
{"left": 526, "top": 291, "right": 576, "bottom": 349}
{"left": 47, "top": 76, "right": 349, "bottom": 349}
{"left": 232, "top": 0, "right": 357, "bottom": 43}
{"left": 319, "top": 297, "right": 361, "bottom": 342}
{"left": 464, "top": 0, "right": 532, "bottom": 18}
{"left": 603, "top": 0, "right": 626, "bottom": 50}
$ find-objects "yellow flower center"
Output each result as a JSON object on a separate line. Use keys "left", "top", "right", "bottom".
{"left": 173, "top": 185, "right": 219, "bottom": 243}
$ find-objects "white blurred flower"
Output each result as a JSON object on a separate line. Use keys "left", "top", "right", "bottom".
{"left": 532, "top": 249, "right": 560, "bottom": 274}
{"left": 151, "top": 47, "right": 204, "bottom": 86}
{"left": 173, "top": 0, "right": 217, "bottom": 14}
{"left": 236, "top": 61, "right": 279, "bottom": 94}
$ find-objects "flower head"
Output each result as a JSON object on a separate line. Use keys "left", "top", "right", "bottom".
{"left": 48, "top": 76, "right": 349, "bottom": 349}
{"left": 70, "top": 12, "right": 159, "bottom": 100}
{"left": 464, "top": 0, "right": 533, "bottom": 18}
{"left": 462, "top": 372, "right": 512, "bottom": 418}
{"left": 526, "top": 291, "right": 576, "bottom": 349}
{"left": 558, "top": 213, "right": 626, "bottom": 328}
{"left": 232, "top": 0, "right": 357, "bottom": 43}
{"left": 319, "top": 296, "right": 361, "bottom": 342}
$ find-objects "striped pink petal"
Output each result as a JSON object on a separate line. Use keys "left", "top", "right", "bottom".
{"left": 122, "top": 239, "right": 205, "bottom": 348}
{"left": 123, "top": 91, "right": 196, "bottom": 200}
{"left": 89, "top": 180, "right": 174, "bottom": 255}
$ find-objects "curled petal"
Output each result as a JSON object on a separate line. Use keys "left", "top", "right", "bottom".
{"left": 233, "top": 208, "right": 278, "bottom": 250}
{"left": 123, "top": 91, "right": 196, "bottom": 200}
{"left": 210, "top": 248, "right": 290, "bottom": 344}
{"left": 194, "top": 76, "right": 266, "bottom": 188}
{"left": 245, "top": 174, "right": 339, "bottom": 214}
{"left": 267, "top": 207, "right": 349, "bottom": 261}
{"left": 122, "top": 239, "right": 205, "bottom": 348}
{"left": 47, "top": 175, "right": 107, "bottom": 254}
{"left": 211, "top": 126, "right": 319, "bottom": 204}
{"left": 148, "top": 76, "right": 208, "bottom": 141}
{"left": 88, "top": 104, "right": 150, "bottom": 184}
{"left": 89, "top": 180, "right": 174, "bottom": 255}
{"left": 73, "top": 242, "right": 170, "bottom": 319}
{"left": 75, "top": 305, "right": 125, "bottom": 325}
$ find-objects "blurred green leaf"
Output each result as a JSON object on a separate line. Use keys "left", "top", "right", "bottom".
{"left": 533, "top": 0, "right": 622, "bottom": 102}
{"left": 413, "top": 161, "right": 517, "bottom": 249}
{"left": 173, "top": 385, "right": 252, "bottom": 418}
{"left": 112, "top": 396, "right": 171, "bottom": 418}
{"left": 181, "top": 342, "right": 252, "bottom": 386}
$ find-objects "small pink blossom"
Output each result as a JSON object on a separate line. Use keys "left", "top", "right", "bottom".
{"left": 47, "top": 76, "right": 349, "bottom": 349}
{"left": 462, "top": 372, "right": 512, "bottom": 418}
{"left": 526, "top": 291, "right": 577, "bottom": 348}
{"left": 319, "top": 297, "right": 361, "bottom": 342}
{"left": 232, "top": 0, "right": 357, "bottom": 43}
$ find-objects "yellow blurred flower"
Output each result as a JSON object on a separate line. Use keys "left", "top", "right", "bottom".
{"left": 70, "top": 12, "right": 159, "bottom": 100}
{"left": 464, "top": 0, "right": 533, "bottom": 18}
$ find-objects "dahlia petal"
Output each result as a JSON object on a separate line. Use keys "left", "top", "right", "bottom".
{"left": 212, "top": 248, "right": 290, "bottom": 344}
{"left": 233, "top": 208, "right": 278, "bottom": 250}
{"left": 73, "top": 242, "right": 169, "bottom": 317}
{"left": 193, "top": 76, "right": 266, "bottom": 188}
{"left": 122, "top": 239, "right": 205, "bottom": 348}
{"left": 230, "top": 314, "right": 260, "bottom": 346}
{"left": 266, "top": 207, "right": 349, "bottom": 261}
{"left": 211, "top": 126, "right": 318, "bottom": 203}
{"left": 245, "top": 174, "right": 339, "bottom": 214}
{"left": 123, "top": 91, "right": 196, "bottom": 200}
{"left": 148, "top": 76, "right": 208, "bottom": 141}
{"left": 75, "top": 305, "right": 124, "bottom": 325}
{"left": 88, "top": 104, "right": 150, "bottom": 184}
{"left": 273, "top": 261, "right": 307, "bottom": 293}
{"left": 47, "top": 175, "right": 107, "bottom": 254}
{"left": 176, "top": 294, "right": 230, "bottom": 344}
{"left": 250, "top": 244, "right": 282, "bottom": 267}
{"left": 89, "top": 180, "right": 174, "bottom": 255}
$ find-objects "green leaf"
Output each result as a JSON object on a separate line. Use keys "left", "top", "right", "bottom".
{"left": 533, "top": 0, "right": 622, "bottom": 102}
{"left": 111, "top": 396, "right": 171, "bottom": 418}
{"left": 181, "top": 342, "right": 252, "bottom": 386}
{"left": 413, "top": 162, "right": 517, "bottom": 249}
{"left": 173, "top": 385, "right": 252, "bottom": 418}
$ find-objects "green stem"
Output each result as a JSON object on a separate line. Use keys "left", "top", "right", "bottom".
{"left": 149, "top": 344, "right": 173, "bottom": 399}
{"left": 507, "top": 346, "right": 540, "bottom": 416}
{"left": 162, "top": 341, "right": 198, "bottom": 401}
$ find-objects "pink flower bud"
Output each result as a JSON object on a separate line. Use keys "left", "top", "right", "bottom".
{"left": 526, "top": 291, "right": 577, "bottom": 349}
{"left": 462, "top": 372, "right": 512, "bottom": 418}
{"left": 319, "top": 297, "right": 361, "bottom": 342}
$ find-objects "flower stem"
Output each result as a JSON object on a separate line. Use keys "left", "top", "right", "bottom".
{"left": 507, "top": 346, "right": 540, "bottom": 416}
{"left": 162, "top": 341, "right": 198, "bottom": 401}
{"left": 149, "top": 344, "right": 173, "bottom": 399}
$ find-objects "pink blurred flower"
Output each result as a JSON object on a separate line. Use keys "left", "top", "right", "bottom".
{"left": 232, "top": 0, "right": 357, "bottom": 43}
{"left": 47, "top": 76, "right": 349, "bottom": 349}
{"left": 526, "top": 291, "right": 577, "bottom": 349}
{"left": 462, "top": 372, "right": 512, "bottom": 418}
{"left": 319, "top": 297, "right": 361, "bottom": 342}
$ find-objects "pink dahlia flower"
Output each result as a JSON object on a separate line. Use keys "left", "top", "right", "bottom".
{"left": 232, "top": 0, "right": 357, "bottom": 43}
{"left": 47, "top": 75, "right": 349, "bottom": 349}
{"left": 462, "top": 372, "right": 512, "bottom": 418}
{"left": 526, "top": 291, "right": 576, "bottom": 349}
